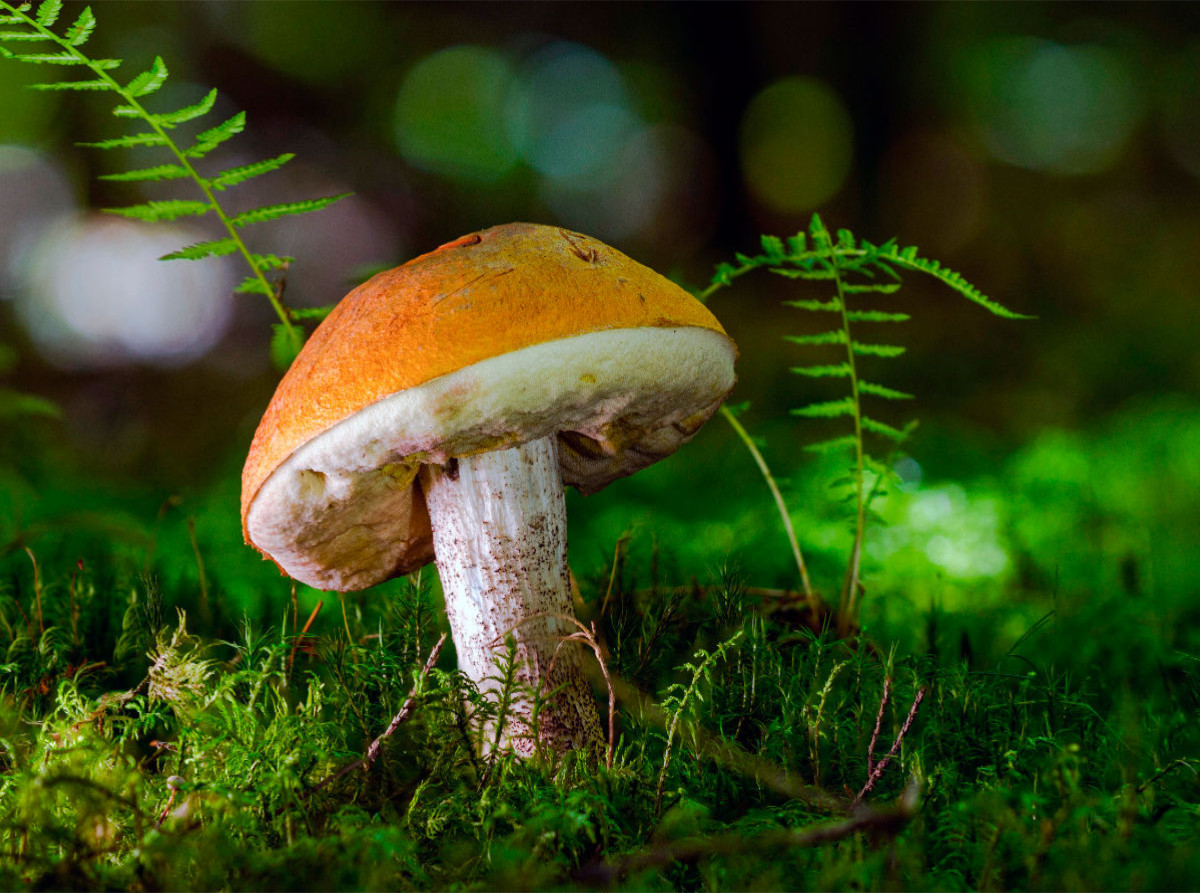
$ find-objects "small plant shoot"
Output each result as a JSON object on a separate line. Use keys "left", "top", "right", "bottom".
{"left": 705, "top": 214, "right": 1029, "bottom": 634}
{"left": 0, "top": 0, "right": 348, "bottom": 366}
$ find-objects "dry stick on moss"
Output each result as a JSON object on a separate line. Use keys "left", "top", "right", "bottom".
{"left": 583, "top": 776, "right": 921, "bottom": 886}
{"left": 852, "top": 680, "right": 926, "bottom": 808}
{"left": 604, "top": 669, "right": 849, "bottom": 813}
{"left": 310, "top": 632, "right": 447, "bottom": 794}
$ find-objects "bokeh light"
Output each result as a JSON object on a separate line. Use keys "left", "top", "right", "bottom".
{"left": 1157, "top": 42, "right": 1200, "bottom": 180}
{"left": 15, "top": 215, "right": 235, "bottom": 369}
{"left": 963, "top": 38, "right": 1145, "bottom": 176}
{"left": 739, "top": 76, "right": 853, "bottom": 215}
{"left": 508, "top": 42, "right": 636, "bottom": 182}
{"left": 394, "top": 45, "right": 520, "bottom": 184}
{"left": 0, "top": 146, "right": 75, "bottom": 292}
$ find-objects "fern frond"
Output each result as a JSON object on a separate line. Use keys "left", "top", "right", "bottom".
{"left": 158, "top": 238, "right": 239, "bottom": 261}
{"left": 785, "top": 331, "right": 847, "bottom": 347}
{"left": 861, "top": 416, "right": 912, "bottom": 443}
{"left": 78, "top": 132, "right": 168, "bottom": 149}
{"left": 103, "top": 199, "right": 210, "bottom": 222}
{"left": 185, "top": 111, "right": 246, "bottom": 158}
{"left": 850, "top": 341, "right": 906, "bottom": 358}
{"left": 229, "top": 194, "right": 349, "bottom": 227}
{"left": 98, "top": 162, "right": 190, "bottom": 183}
{"left": 235, "top": 276, "right": 274, "bottom": 296}
{"left": 770, "top": 265, "right": 835, "bottom": 281}
{"left": 858, "top": 381, "right": 914, "bottom": 400}
{"left": 62, "top": 5, "right": 93, "bottom": 46}
{"left": 791, "top": 363, "right": 851, "bottom": 378}
{"left": 34, "top": 0, "right": 60, "bottom": 27}
{"left": 5, "top": 49, "right": 114, "bottom": 65}
{"left": 28, "top": 77, "right": 109, "bottom": 89}
{"left": 760, "top": 234, "right": 786, "bottom": 259}
{"left": 0, "top": 29, "right": 48, "bottom": 40}
{"left": 841, "top": 283, "right": 902, "bottom": 295}
{"left": 209, "top": 153, "right": 294, "bottom": 191}
{"left": 249, "top": 253, "right": 293, "bottom": 271}
{"left": 804, "top": 435, "right": 858, "bottom": 454}
{"left": 783, "top": 297, "right": 841, "bottom": 312}
{"left": 156, "top": 87, "right": 217, "bottom": 126}
{"left": 792, "top": 398, "right": 856, "bottom": 419}
{"left": 845, "top": 310, "right": 910, "bottom": 323}
{"left": 124, "top": 55, "right": 167, "bottom": 97}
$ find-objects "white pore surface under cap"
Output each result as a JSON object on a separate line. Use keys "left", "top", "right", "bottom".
{"left": 246, "top": 325, "right": 736, "bottom": 592}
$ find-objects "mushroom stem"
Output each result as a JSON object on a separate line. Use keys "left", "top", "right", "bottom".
{"left": 420, "top": 434, "right": 603, "bottom": 756}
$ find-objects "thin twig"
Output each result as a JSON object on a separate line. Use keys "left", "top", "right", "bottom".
{"left": 853, "top": 683, "right": 926, "bottom": 807}
{"left": 309, "top": 632, "right": 447, "bottom": 794}
{"left": 865, "top": 676, "right": 892, "bottom": 776}
{"left": 581, "top": 776, "right": 922, "bottom": 886}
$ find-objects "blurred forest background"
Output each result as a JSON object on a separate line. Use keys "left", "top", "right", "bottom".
{"left": 2, "top": 0, "right": 1199, "bottom": 658}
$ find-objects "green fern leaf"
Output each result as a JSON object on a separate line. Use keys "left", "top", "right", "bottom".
{"left": 7, "top": 50, "right": 109, "bottom": 65}
{"left": 786, "top": 232, "right": 806, "bottom": 255}
{"left": 156, "top": 87, "right": 217, "bottom": 126}
{"left": 836, "top": 228, "right": 855, "bottom": 250}
{"left": 845, "top": 309, "right": 910, "bottom": 323}
{"left": 861, "top": 416, "right": 910, "bottom": 442}
{"left": 804, "top": 435, "right": 858, "bottom": 454}
{"left": 185, "top": 111, "right": 245, "bottom": 158}
{"left": 792, "top": 398, "right": 856, "bottom": 419}
{"left": 783, "top": 297, "right": 841, "bottom": 312}
{"left": 248, "top": 253, "right": 292, "bottom": 271}
{"left": 760, "top": 234, "right": 785, "bottom": 259}
{"left": 808, "top": 213, "right": 833, "bottom": 250}
{"left": 104, "top": 199, "right": 210, "bottom": 222}
{"left": 270, "top": 323, "right": 304, "bottom": 370}
{"left": 858, "top": 381, "right": 914, "bottom": 400}
{"left": 209, "top": 153, "right": 294, "bottom": 191}
{"left": 34, "top": 0, "right": 60, "bottom": 27}
{"left": 158, "top": 238, "right": 238, "bottom": 261}
{"left": 28, "top": 77, "right": 110, "bottom": 90}
{"left": 0, "top": 30, "right": 49, "bottom": 40}
{"left": 63, "top": 5, "right": 95, "bottom": 46}
{"left": 770, "top": 266, "right": 835, "bottom": 281}
{"left": 77, "top": 132, "right": 167, "bottom": 149}
{"left": 229, "top": 193, "right": 349, "bottom": 227}
{"left": 842, "top": 282, "right": 902, "bottom": 295}
{"left": 291, "top": 304, "right": 334, "bottom": 321}
{"left": 785, "top": 331, "right": 847, "bottom": 347}
{"left": 850, "top": 341, "right": 906, "bottom": 358}
{"left": 125, "top": 55, "right": 167, "bottom": 97}
{"left": 98, "top": 163, "right": 189, "bottom": 183}
{"left": 235, "top": 276, "right": 274, "bottom": 296}
{"left": 791, "top": 363, "right": 851, "bottom": 378}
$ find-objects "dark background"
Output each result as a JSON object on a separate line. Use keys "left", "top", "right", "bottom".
{"left": 2, "top": 1, "right": 1198, "bottom": 647}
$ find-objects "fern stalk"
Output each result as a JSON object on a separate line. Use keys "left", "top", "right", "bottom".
{"left": 829, "top": 252, "right": 865, "bottom": 631}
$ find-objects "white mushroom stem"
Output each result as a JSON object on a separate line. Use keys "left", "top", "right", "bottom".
{"left": 420, "top": 434, "right": 603, "bottom": 756}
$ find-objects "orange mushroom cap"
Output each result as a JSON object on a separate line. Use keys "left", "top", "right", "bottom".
{"left": 241, "top": 222, "right": 737, "bottom": 591}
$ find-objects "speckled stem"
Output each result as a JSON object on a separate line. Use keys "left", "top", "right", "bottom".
{"left": 420, "top": 435, "right": 603, "bottom": 756}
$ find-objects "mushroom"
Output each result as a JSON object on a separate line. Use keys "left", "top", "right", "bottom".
{"left": 241, "top": 222, "right": 737, "bottom": 755}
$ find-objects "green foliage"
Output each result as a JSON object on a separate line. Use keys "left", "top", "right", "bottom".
{"left": 705, "top": 214, "right": 1028, "bottom": 632}
{"left": 0, "top": 0, "right": 349, "bottom": 368}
